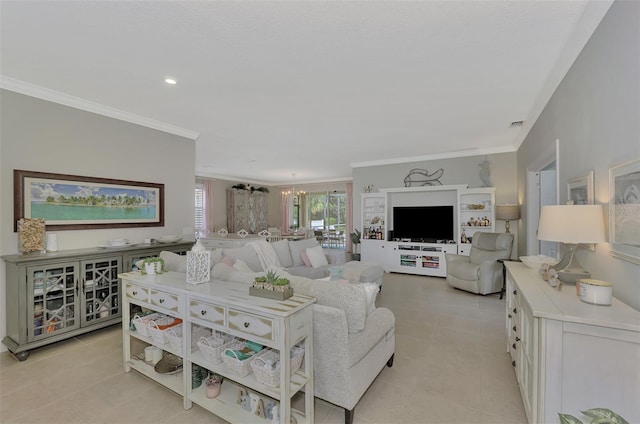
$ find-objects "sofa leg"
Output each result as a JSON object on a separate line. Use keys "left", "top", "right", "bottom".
{"left": 387, "top": 353, "right": 394, "bottom": 367}
{"left": 345, "top": 407, "right": 354, "bottom": 424}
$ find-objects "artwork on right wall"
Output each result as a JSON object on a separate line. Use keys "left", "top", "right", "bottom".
{"left": 609, "top": 159, "right": 640, "bottom": 264}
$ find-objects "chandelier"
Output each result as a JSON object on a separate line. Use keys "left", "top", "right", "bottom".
{"left": 283, "top": 173, "right": 305, "bottom": 197}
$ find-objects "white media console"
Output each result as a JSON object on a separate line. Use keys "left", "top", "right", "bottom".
{"left": 360, "top": 185, "right": 496, "bottom": 277}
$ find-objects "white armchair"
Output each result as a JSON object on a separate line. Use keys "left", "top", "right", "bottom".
{"left": 445, "top": 232, "right": 514, "bottom": 295}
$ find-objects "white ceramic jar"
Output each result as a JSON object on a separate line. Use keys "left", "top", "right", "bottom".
{"left": 578, "top": 279, "right": 613, "bottom": 306}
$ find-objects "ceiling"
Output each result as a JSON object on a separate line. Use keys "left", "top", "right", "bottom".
{"left": 0, "top": 1, "right": 612, "bottom": 186}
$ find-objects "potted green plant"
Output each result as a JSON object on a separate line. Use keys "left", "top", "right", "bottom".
{"left": 273, "top": 277, "right": 290, "bottom": 292}
{"left": 350, "top": 229, "right": 362, "bottom": 261}
{"left": 559, "top": 408, "right": 628, "bottom": 424}
{"left": 140, "top": 257, "right": 165, "bottom": 275}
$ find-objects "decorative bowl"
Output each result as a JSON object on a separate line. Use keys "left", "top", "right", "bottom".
{"left": 157, "top": 235, "right": 182, "bottom": 243}
{"left": 519, "top": 255, "right": 559, "bottom": 270}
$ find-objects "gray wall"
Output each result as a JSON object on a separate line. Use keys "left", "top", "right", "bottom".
{"left": 352, "top": 151, "right": 518, "bottom": 240}
{"left": 0, "top": 90, "right": 196, "bottom": 350}
{"left": 517, "top": 0, "right": 640, "bottom": 309}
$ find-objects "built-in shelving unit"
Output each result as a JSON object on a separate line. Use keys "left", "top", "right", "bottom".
{"left": 457, "top": 188, "right": 495, "bottom": 256}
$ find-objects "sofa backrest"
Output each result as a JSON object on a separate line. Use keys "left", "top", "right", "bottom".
{"left": 221, "top": 237, "right": 322, "bottom": 272}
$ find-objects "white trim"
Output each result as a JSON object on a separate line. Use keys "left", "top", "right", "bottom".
{"left": 0, "top": 76, "right": 200, "bottom": 140}
{"left": 195, "top": 170, "right": 352, "bottom": 187}
{"left": 350, "top": 145, "right": 516, "bottom": 168}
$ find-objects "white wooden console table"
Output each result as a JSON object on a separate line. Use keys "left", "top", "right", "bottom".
{"left": 505, "top": 262, "right": 639, "bottom": 423}
{"left": 121, "top": 271, "right": 315, "bottom": 423}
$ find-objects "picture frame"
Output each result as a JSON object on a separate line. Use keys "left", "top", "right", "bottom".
{"left": 608, "top": 159, "right": 640, "bottom": 264}
{"left": 14, "top": 170, "right": 164, "bottom": 231}
{"left": 567, "top": 171, "right": 594, "bottom": 205}
{"left": 568, "top": 171, "right": 595, "bottom": 251}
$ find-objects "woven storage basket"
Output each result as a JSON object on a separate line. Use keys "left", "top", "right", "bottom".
{"left": 165, "top": 324, "right": 212, "bottom": 352}
{"left": 197, "top": 333, "right": 234, "bottom": 364}
{"left": 250, "top": 347, "right": 305, "bottom": 387}
{"left": 132, "top": 313, "right": 161, "bottom": 337}
{"left": 148, "top": 318, "right": 183, "bottom": 344}
{"left": 222, "top": 341, "right": 263, "bottom": 377}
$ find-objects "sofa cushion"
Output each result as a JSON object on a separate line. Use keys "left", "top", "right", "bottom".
{"left": 159, "top": 251, "right": 187, "bottom": 273}
{"left": 271, "top": 239, "right": 293, "bottom": 268}
{"left": 306, "top": 245, "right": 329, "bottom": 268}
{"left": 210, "top": 262, "right": 260, "bottom": 285}
{"left": 287, "top": 265, "right": 329, "bottom": 280}
{"left": 300, "top": 251, "right": 312, "bottom": 267}
{"left": 288, "top": 238, "right": 319, "bottom": 267}
{"left": 287, "top": 275, "right": 371, "bottom": 333}
{"left": 222, "top": 246, "right": 262, "bottom": 272}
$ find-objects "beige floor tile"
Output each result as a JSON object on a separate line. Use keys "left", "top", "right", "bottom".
{"left": 0, "top": 271, "right": 526, "bottom": 424}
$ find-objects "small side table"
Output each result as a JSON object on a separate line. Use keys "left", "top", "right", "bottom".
{"left": 497, "top": 259, "right": 520, "bottom": 299}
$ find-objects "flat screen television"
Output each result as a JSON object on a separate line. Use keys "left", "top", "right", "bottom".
{"left": 392, "top": 206, "right": 454, "bottom": 242}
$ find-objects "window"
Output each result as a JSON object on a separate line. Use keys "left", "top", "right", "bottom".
{"left": 194, "top": 183, "right": 205, "bottom": 231}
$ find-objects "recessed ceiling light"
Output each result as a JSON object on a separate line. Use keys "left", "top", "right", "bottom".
{"left": 164, "top": 77, "right": 177, "bottom": 85}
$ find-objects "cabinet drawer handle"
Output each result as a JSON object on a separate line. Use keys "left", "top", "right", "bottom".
{"left": 200, "top": 310, "right": 207, "bottom": 316}
{"left": 244, "top": 322, "right": 250, "bottom": 328}
{"left": 159, "top": 298, "right": 165, "bottom": 304}
{"left": 512, "top": 360, "right": 516, "bottom": 367}
{"left": 508, "top": 314, "right": 512, "bottom": 319}
{"left": 132, "top": 290, "right": 137, "bottom": 296}
{"left": 516, "top": 337, "right": 521, "bottom": 342}
{"left": 513, "top": 326, "right": 517, "bottom": 332}
{"left": 513, "top": 308, "right": 517, "bottom": 314}
{"left": 513, "top": 290, "right": 517, "bottom": 295}
{"left": 512, "top": 343, "right": 517, "bottom": 350}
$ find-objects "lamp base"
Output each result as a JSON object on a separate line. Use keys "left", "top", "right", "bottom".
{"left": 557, "top": 268, "right": 591, "bottom": 285}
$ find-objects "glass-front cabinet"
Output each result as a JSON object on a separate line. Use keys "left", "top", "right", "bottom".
{"left": 82, "top": 257, "right": 122, "bottom": 326}
{"left": 28, "top": 262, "right": 79, "bottom": 341}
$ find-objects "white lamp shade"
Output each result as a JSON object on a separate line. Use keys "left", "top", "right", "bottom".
{"left": 496, "top": 204, "right": 521, "bottom": 221}
{"left": 538, "top": 205, "right": 605, "bottom": 244}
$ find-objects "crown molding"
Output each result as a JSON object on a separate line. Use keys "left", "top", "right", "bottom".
{"left": 0, "top": 76, "right": 200, "bottom": 140}
{"left": 350, "top": 145, "right": 517, "bottom": 168}
{"left": 196, "top": 169, "right": 352, "bottom": 186}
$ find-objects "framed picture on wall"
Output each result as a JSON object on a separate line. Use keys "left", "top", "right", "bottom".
{"left": 609, "top": 159, "right": 640, "bottom": 264}
{"left": 567, "top": 171, "right": 595, "bottom": 250}
{"left": 14, "top": 170, "right": 165, "bottom": 231}
{"left": 567, "top": 171, "right": 594, "bottom": 205}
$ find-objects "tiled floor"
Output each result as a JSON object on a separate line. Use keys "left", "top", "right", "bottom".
{"left": 0, "top": 271, "right": 527, "bottom": 424}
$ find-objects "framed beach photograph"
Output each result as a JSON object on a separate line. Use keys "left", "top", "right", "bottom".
{"left": 14, "top": 170, "right": 164, "bottom": 231}
{"left": 609, "top": 159, "right": 640, "bottom": 264}
{"left": 567, "top": 171, "right": 595, "bottom": 250}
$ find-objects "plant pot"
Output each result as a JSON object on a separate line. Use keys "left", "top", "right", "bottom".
{"left": 351, "top": 253, "right": 361, "bottom": 261}
{"left": 145, "top": 262, "right": 162, "bottom": 275}
{"left": 206, "top": 382, "right": 221, "bottom": 398}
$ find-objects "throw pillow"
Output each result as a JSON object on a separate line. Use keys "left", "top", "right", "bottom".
{"left": 306, "top": 245, "right": 328, "bottom": 268}
{"left": 233, "top": 259, "right": 254, "bottom": 273}
{"left": 288, "top": 238, "right": 319, "bottom": 267}
{"left": 271, "top": 240, "right": 293, "bottom": 268}
{"left": 222, "top": 246, "right": 262, "bottom": 272}
{"left": 300, "top": 251, "right": 312, "bottom": 267}
{"left": 159, "top": 251, "right": 187, "bottom": 273}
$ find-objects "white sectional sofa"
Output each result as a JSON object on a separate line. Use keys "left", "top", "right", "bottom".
{"left": 160, "top": 249, "right": 395, "bottom": 424}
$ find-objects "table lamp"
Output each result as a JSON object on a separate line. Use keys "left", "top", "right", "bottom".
{"left": 537, "top": 205, "right": 605, "bottom": 284}
{"left": 496, "top": 204, "right": 521, "bottom": 233}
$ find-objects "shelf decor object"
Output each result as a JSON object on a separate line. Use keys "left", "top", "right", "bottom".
{"left": 609, "top": 159, "right": 640, "bottom": 264}
{"left": 13, "top": 169, "right": 164, "bottom": 231}
{"left": 496, "top": 204, "right": 521, "bottom": 234}
{"left": 186, "top": 240, "right": 210, "bottom": 284}
{"left": 537, "top": 205, "right": 605, "bottom": 284}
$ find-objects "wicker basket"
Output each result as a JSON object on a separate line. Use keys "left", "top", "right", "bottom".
{"left": 148, "top": 318, "right": 183, "bottom": 344}
{"left": 132, "top": 313, "right": 162, "bottom": 337}
{"left": 250, "top": 347, "right": 305, "bottom": 387}
{"left": 222, "top": 341, "right": 263, "bottom": 377}
{"left": 197, "top": 333, "right": 234, "bottom": 364}
{"left": 166, "top": 324, "right": 212, "bottom": 352}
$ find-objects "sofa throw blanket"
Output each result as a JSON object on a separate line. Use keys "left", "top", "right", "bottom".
{"left": 247, "top": 240, "right": 281, "bottom": 271}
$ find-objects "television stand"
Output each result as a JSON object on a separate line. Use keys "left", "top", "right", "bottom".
{"left": 385, "top": 241, "right": 457, "bottom": 277}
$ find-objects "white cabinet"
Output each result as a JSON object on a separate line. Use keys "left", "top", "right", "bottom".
{"left": 385, "top": 242, "right": 457, "bottom": 277}
{"left": 361, "top": 240, "right": 387, "bottom": 266}
{"left": 361, "top": 193, "right": 386, "bottom": 241}
{"left": 457, "top": 188, "right": 495, "bottom": 255}
{"left": 505, "top": 262, "right": 640, "bottom": 423}
{"left": 121, "top": 271, "right": 315, "bottom": 424}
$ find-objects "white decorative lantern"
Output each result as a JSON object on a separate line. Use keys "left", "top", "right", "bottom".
{"left": 186, "top": 240, "right": 210, "bottom": 284}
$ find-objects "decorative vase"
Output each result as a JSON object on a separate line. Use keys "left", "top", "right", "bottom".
{"left": 206, "top": 382, "right": 221, "bottom": 398}
{"left": 145, "top": 262, "right": 160, "bottom": 275}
